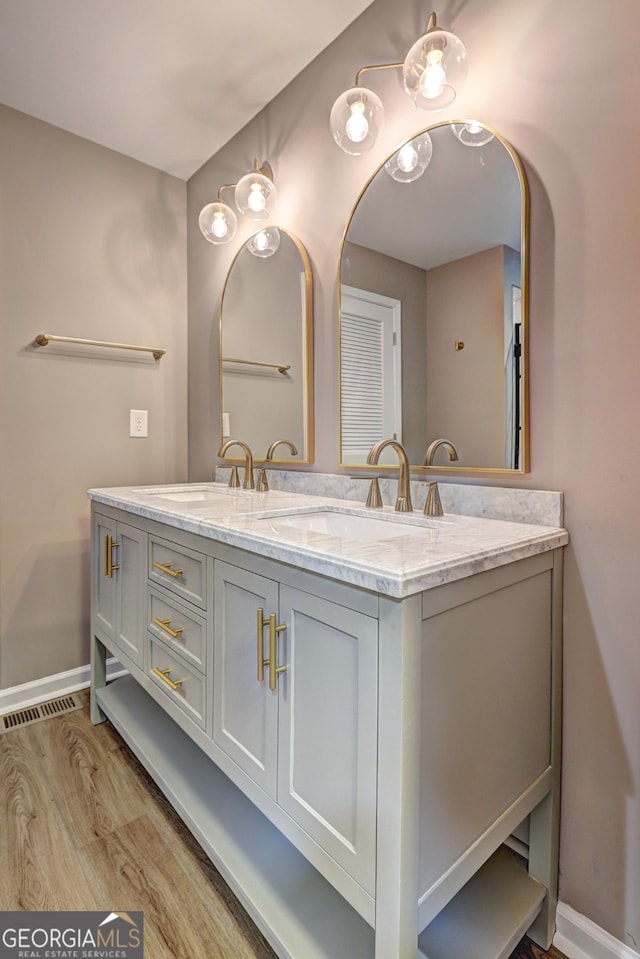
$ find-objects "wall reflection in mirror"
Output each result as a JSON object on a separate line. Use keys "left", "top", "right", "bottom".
{"left": 219, "top": 228, "right": 314, "bottom": 464}
{"left": 339, "top": 121, "right": 528, "bottom": 473}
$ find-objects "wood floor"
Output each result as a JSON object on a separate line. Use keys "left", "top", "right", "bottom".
{"left": 0, "top": 690, "right": 567, "bottom": 959}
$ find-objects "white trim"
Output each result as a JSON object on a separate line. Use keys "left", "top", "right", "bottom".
{"left": 554, "top": 902, "right": 640, "bottom": 959}
{"left": 0, "top": 659, "right": 127, "bottom": 715}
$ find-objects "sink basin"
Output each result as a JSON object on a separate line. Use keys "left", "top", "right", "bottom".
{"left": 254, "top": 509, "right": 442, "bottom": 544}
{"left": 142, "top": 485, "right": 241, "bottom": 503}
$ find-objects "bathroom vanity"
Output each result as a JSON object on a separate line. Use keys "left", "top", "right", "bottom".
{"left": 89, "top": 482, "right": 567, "bottom": 959}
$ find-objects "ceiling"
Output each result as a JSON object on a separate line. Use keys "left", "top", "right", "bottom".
{"left": 0, "top": 0, "right": 375, "bottom": 180}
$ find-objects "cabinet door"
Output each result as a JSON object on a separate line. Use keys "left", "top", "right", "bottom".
{"left": 93, "top": 513, "right": 117, "bottom": 641}
{"left": 277, "top": 586, "right": 378, "bottom": 895}
{"left": 213, "top": 562, "right": 279, "bottom": 798}
{"left": 116, "top": 521, "right": 146, "bottom": 668}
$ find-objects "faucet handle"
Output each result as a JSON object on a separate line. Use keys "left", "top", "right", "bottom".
{"left": 424, "top": 481, "right": 444, "bottom": 517}
{"left": 365, "top": 477, "right": 383, "bottom": 509}
{"left": 256, "top": 468, "right": 269, "bottom": 492}
{"left": 229, "top": 466, "right": 241, "bottom": 488}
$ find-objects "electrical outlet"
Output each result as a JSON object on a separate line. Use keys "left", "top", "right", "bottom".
{"left": 222, "top": 412, "right": 230, "bottom": 436}
{"left": 129, "top": 409, "right": 148, "bottom": 438}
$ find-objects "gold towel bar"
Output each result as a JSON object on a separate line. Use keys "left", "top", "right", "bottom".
{"left": 222, "top": 356, "right": 290, "bottom": 375}
{"left": 35, "top": 334, "right": 166, "bottom": 360}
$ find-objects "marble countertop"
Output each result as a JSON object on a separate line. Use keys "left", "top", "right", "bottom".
{"left": 88, "top": 483, "right": 569, "bottom": 598}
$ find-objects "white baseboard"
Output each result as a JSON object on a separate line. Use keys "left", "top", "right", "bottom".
{"left": 0, "top": 660, "right": 127, "bottom": 715}
{"left": 555, "top": 902, "right": 640, "bottom": 959}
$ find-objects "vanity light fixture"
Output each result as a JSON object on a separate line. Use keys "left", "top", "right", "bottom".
{"left": 199, "top": 159, "right": 276, "bottom": 245}
{"left": 235, "top": 160, "right": 277, "bottom": 220}
{"left": 330, "top": 12, "right": 467, "bottom": 155}
{"left": 247, "top": 227, "right": 281, "bottom": 258}
{"left": 451, "top": 121, "right": 494, "bottom": 147}
{"left": 198, "top": 194, "right": 238, "bottom": 245}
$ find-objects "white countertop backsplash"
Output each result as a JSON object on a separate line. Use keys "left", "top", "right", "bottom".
{"left": 89, "top": 475, "right": 567, "bottom": 599}
{"left": 215, "top": 468, "right": 564, "bottom": 527}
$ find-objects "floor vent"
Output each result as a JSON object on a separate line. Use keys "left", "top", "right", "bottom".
{"left": 1, "top": 694, "right": 83, "bottom": 734}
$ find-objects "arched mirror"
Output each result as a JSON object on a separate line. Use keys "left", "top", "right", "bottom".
{"left": 339, "top": 121, "right": 528, "bottom": 473}
{"left": 219, "top": 228, "right": 314, "bottom": 464}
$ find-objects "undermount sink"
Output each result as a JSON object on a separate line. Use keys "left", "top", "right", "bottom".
{"left": 253, "top": 509, "right": 444, "bottom": 543}
{"left": 142, "top": 485, "right": 243, "bottom": 503}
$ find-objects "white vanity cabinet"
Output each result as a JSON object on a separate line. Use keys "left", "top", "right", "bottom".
{"left": 213, "top": 560, "right": 378, "bottom": 897}
{"left": 89, "top": 494, "right": 566, "bottom": 959}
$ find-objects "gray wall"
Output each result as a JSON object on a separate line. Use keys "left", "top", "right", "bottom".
{"left": 0, "top": 104, "right": 188, "bottom": 688}
{"left": 426, "top": 246, "right": 504, "bottom": 467}
{"left": 187, "top": 0, "right": 640, "bottom": 948}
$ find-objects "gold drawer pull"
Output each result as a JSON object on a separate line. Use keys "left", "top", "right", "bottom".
{"left": 153, "top": 617, "right": 183, "bottom": 639}
{"left": 154, "top": 561, "right": 184, "bottom": 579}
{"left": 152, "top": 666, "right": 184, "bottom": 691}
{"left": 103, "top": 534, "right": 120, "bottom": 578}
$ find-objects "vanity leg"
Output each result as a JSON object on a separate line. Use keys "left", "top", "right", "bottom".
{"left": 90, "top": 633, "right": 107, "bottom": 725}
{"left": 527, "top": 792, "right": 560, "bottom": 948}
{"left": 527, "top": 549, "right": 563, "bottom": 949}
{"left": 375, "top": 595, "right": 423, "bottom": 959}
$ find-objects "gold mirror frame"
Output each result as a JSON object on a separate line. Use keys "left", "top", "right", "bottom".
{"left": 338, "top": 120, "right": 529, "bottom": 475}
{"left": 219, "top": 228, "right": 314, "bottom": 465}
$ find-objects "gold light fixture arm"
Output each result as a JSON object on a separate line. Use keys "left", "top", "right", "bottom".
{"left": 354, "top": 61, "right": 403, "bottom": 87}
{"left": 216, "top": 183, "right": 237, "bottom": 201}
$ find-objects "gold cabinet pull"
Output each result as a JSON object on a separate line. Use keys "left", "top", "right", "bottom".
{"left": 103, "top": 534, "right": 119, "bottom": 578}
{"left": 267, "top": 612, "right": 286, "bottom": 692}
{"left": 152, "top": 617, "right": 183, "bottom": 639}
{"left": 256, "top": 607, "right": 269, "bottom": 682}
{"left": 153, "top": 561, "right": 183, "bottom": 579}
{"left": 152, "top": 666, "right": 184, "bottom": 691}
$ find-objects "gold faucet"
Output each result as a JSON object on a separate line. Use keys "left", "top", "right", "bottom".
{"left": 423, "top": 438, "right": 459, "bottom": 467}
{"left": 366, "top": 439, "right": 413, "bottom": 512}
{"left": 217, "top": 439, "right": 255, "bottom": 490}
{"left": 256, "top": 440, "right": 298, "bottom": 492}
{"left": 422, "top": 438, "right": 459, "bottom": 516}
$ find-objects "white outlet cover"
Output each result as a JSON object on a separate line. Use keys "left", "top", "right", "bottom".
{"left": 129, "top": 409, "right": 148, "bottom": 437}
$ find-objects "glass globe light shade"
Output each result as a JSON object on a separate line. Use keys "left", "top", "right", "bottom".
{"left": 384, "top": 131, "right": 433, "bottom": 183}
{"left": 330, "top": 86, "right": 384, "bottom": 155}
{"left": 235, "top": 171, "right": 276, "bottom": 221}
{"left": 247, "top": 227, "right": 281, "bottom": 258}
{"left": 198, "top": 201, "right": 238, "bottom": 244}
{"left": 450, "top": 121, "right": 495, "bottom": 147}
{"left": 402, "top": 27, "right": 468, "bottom": 111}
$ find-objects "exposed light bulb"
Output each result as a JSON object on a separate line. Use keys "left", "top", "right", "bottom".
{"left": 466, "top": 121, "right": 482, "bottom": 135}
{"left": 254, "top": 230, "right": 268, "bottom": 251}
{"left": 247, "top": 226, "right": 280, "bottom": 257}
{"left": 248, "top": 183, "right": 266, "bottom": 213}
{"left": 384, "top": 130, "right": 432, "bottom": 183}
{"left": 397, "top": 143, "right": 419, "bottom": 173}
{"left": 212, "top": 211, "right": 229, "bottom": 238}
{"left": 420, "top": 50, "right": 446, "bottom": 100}
{"left": 345, "top": 101, "right": 369, "bottom": 143}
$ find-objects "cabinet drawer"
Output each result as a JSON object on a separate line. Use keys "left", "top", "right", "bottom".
{"left": 147, "top": 636, "right": 206, "bottom": 729}
{"left": 149, "top": 536, "right": 207, "bottom": 609}
{"left": 148, "top": 588, "right": 206, "bottom": 673}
